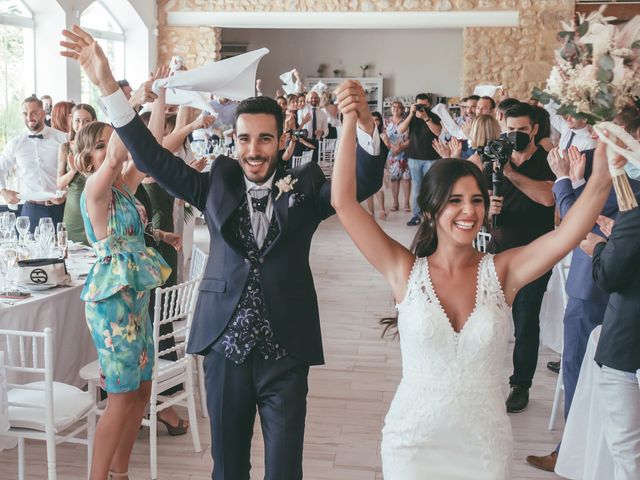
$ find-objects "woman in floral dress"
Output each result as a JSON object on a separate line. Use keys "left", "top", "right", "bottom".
{"left": 75, "top": 121, "right": 170, "bottom": 480}
{"left": 385, "top": 101, "right": 411, "bottom": 212}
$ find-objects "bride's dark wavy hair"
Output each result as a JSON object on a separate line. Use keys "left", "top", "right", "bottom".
{"left": 380, "top": 158, "right": 490, "bottom": 337}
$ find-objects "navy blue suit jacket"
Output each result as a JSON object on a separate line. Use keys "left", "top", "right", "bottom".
{"left": 593, "top": 197, "right": 640, "bottom": 372}
{"left": 551, "top": 150, "right": 640, "bottom": 304}
{"left": 115, "top": 114, "right": 385, "bottom": 365}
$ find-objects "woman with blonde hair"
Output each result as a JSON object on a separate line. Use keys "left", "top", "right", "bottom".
{"left": 75, "top": 120, "right": 170, "bottom": 479}
{"left": 433, "top": 114, "right": 501, "bottom": 171}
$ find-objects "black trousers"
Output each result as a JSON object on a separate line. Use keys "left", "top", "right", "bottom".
{"left": 203, "top": 349, "right": 309, "bottom": 480}
{"left": 509, "top": 270, "right": 552, "bottom": 389}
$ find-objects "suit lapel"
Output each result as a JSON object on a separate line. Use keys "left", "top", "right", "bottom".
{"left": 217, "top": 167, "right": 246, "bottom": 252}
{"left": 263, "top": 166, "right": 289, "bottom": 256}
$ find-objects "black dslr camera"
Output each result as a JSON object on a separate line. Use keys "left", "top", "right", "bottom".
{"left": 478, "top": 135, "right": 515, "bottom": 228}
{"left": 287, "top": 128, "right": 306, "bottom": 139}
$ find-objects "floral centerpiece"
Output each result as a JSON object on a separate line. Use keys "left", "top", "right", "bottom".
{"left": 532, "top": 7, "right": 640, "bottom": 210}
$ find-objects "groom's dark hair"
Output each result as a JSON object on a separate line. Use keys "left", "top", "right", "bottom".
{"left": 234, "top": 96, "right": 284, "bottom": 138}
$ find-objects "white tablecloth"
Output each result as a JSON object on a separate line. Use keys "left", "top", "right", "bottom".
{"left": 0, "top": 253, "right": 97, "bottom": 388}
{"left": 539, "top": 253, "right": 571, "bottom": 354}
{"left": 555, "top": 325, "right": 614, "bottom": 479}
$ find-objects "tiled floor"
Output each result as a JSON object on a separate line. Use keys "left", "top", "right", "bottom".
{"left": 0, "top": 208, "right": 564, "bottom": 479}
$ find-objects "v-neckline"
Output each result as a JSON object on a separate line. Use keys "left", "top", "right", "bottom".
{"left": 424, "top": 255, "right": 484, "bottom": 335}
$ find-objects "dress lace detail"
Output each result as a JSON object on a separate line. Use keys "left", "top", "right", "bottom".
{"left": 383, "top": 254, "right": 513, "bottom": 479}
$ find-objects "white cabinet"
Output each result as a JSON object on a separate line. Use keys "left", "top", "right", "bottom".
{"left": 304, "top": 76, "right": 384, "bottom": 113}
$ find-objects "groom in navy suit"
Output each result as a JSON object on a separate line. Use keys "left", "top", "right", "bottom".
{"left": 61, "top": 26, "right": 384, "bottom": 479}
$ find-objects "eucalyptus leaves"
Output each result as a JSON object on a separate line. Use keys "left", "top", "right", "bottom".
{"left": 532, "top": 8, "right": 640, "bottom": 125}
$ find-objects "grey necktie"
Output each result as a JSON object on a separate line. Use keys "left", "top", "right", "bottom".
{"left": 249, "top": 187, "right": 270, "bottom": 249}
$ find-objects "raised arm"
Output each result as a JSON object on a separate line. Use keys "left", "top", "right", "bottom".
{"left": 495, "top": 140, "right": 612, "bottom": 304}
{"left": 56, "top": 142, "right": 77, "bottom": 189}
{"left": 331, "top": 111, "right": 413, "bottom": 301}
{"left": 60, "top": 25, "right": 210, "bottom": 211}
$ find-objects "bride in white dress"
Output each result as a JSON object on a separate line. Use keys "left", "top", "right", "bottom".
{"left": 330, "top": 103, "right": 612, "bottom": 479}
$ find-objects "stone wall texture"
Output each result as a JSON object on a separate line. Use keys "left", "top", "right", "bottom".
{"left": 157, "top": 0, "right": 575, "bottom": 100}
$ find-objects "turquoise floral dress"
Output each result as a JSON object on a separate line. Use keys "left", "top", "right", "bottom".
{"left": 80, "top": 186, "right": 170, "bottom": 393}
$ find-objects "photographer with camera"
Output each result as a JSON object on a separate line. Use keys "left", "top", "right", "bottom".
{"left": 487, "top": 102, "right": 556, "bottom": 414}
{"left": 397, "top": 93, "right": 442, "bottom": 226}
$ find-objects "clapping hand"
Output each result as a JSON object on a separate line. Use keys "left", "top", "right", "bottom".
{"left": 334, "top": 80, "right": 374, "bottom": 134}
{"left": 60, "top": 25, "right": 118, "bottom": 95}
{"left": 566, "top": 146, "right": 586, "bottom": 182}
{"left": 547, "top": 147, "right": 570, "bottom": 178}
{"left": 432, "top": 138, "right": 452, "bottom": 158}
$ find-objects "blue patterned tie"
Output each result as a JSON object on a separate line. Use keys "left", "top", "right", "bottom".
{"left": 249, "top": 188, "right": 270, "bottom": 248}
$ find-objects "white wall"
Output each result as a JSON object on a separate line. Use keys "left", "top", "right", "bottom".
{"left": 222, "top": 28, "right": 463, "bottom": 99}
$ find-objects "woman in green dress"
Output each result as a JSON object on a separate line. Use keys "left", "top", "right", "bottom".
{"left": 57, "top": 103, "right": 96, "bottom": 245}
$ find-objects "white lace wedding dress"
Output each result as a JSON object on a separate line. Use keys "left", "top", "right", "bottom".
{"left": 381, "top": 254, "right": 513, "bottom": 479}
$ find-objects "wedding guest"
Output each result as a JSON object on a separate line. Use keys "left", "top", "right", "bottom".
{"left": 41, "top": 94, "right": 53, "bottom": 126}
{"left": 487, "top": 102, "right": 556, "bottom": 413}
{"left": 0, "top": 95, "right": 67, "bottom": 229}
{"left": 477, "top": 95, "right": 496, "bottom": 116}
{"left": 532, "top": 105, "right": 554, "bottom": 152}
{"left": 57, "top": 103, "right": 97, "bottom": 245}
{"left": 75, "top": 121, "right": 170, "bottom": 479}
{"left": 584, "top": 184, "right": 640, "bottom": 480}
{"left": 526, "top": 143, "right": 625, "bottom": 472}
{"left": 398, "top": 93, "right": 443, "bottom": 226}
{"left": 496, "top": 98, "right": 520, "bottom": 133}
{"left": 275, "top": 95, "right": 287, "bottom": 112}
{"left": 366, "top": 111, "right": 391, "bottom": 219}
{"left": 385, "top": 101, "right": 411, "bottom": 212}
{"left": 320, "top": 91, "right": 340, "bottom": 139}
{"left": 544, "top": 102, "right": 596, "bottom": 152}
{"left": 297, "top": 90, "right": 328, "bottom": 140}
{"left": 331, "top": 105, "right": 612, "bottom": 479}
{"left": 51, "top": 100, "right": 75, "bottom": 134}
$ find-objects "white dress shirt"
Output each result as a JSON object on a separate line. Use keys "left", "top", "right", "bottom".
{"left": 0, "top": 126, "right": 67, "bottom": 195}
{"left": 297, "top": 105, "right": 329, "bottom": 139}
{"left": 545, "top": 103, "right": 597, "bottom": 152}
{"left": 100, "top": 88, "right": 380, "bottom": 157}
{"left": 245, "top": 171, "right": 276, "bottom": 221}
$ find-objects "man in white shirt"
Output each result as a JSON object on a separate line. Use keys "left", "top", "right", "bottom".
{"left": 297, "top": 91, "right": 328, "bottom": 140}
{"left": 0, "top": 96, "right": 67, "bottom": 230}
{"left": 545, "top": 102, "right": 596, "bottom": 152}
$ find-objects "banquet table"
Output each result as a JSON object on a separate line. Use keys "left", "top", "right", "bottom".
{"left": 555, "top": 325, "right": 614, "bottom": 479}
{"left": 0, "top": 250, "right": 97, "bottom": 388}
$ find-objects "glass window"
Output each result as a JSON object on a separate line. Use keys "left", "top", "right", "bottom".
{"left": 0, "top": 0, "right": 32, "bottom": 18}
{"left": 0, "top": 0, "right": 33, "bottom": 150}
{"left": 80, "top": 1, "right": 125, "bottom": 116}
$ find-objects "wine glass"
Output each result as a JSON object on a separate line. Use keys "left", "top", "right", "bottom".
{"left": 3, "top": 212, "right": 16, "bottom": 237}
{"left": 0, "top": 213, "right": 10, "bottom": 240}
{"left": 15, "top": 216, "right": 30, "bottom": 244}
{"left": 39, "top": 217, "right": 54, "bottom": 236}
{"left": 57, "top": 229, "right": 68, "bottom": 259}
{"left": 56, "top": 222, "right": 66, "bottom": 235}
{"left": 0, "top": 246, "right": 18, "bottom": 294}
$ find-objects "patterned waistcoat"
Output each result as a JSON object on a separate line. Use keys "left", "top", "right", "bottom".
{"left": 211, "top": 197, "right": 287, "bottom": 364}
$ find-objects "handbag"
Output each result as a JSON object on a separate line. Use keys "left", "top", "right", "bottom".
{"left": 16, "top": 258, "right": 71, "bottom": 287}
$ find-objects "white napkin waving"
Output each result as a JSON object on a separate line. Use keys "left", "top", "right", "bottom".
{"left": 153, "top": 48, "right": 269, "bottom": 101}
{"left": 473, "top": 84, "right": 502, "bottom": 97}
{"left": 431, "top": 104, "right": 467, "bottom": 140}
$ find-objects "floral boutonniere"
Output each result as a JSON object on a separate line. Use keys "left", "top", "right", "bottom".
{"left": 275, "top": 174, "right": 298, "bottom": 200}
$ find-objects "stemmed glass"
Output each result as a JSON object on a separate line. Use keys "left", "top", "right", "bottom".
{"left": 15, "top": 216, "right": 30, "bottom": 245}
{"left": 57, "top": 229, "right": 68, "bottom": 259}
{"left": 0, "top": 245, "right": 18, "bottom": 295}
{"left": 0, "top": 212, "right": 12, "bottom": 240}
